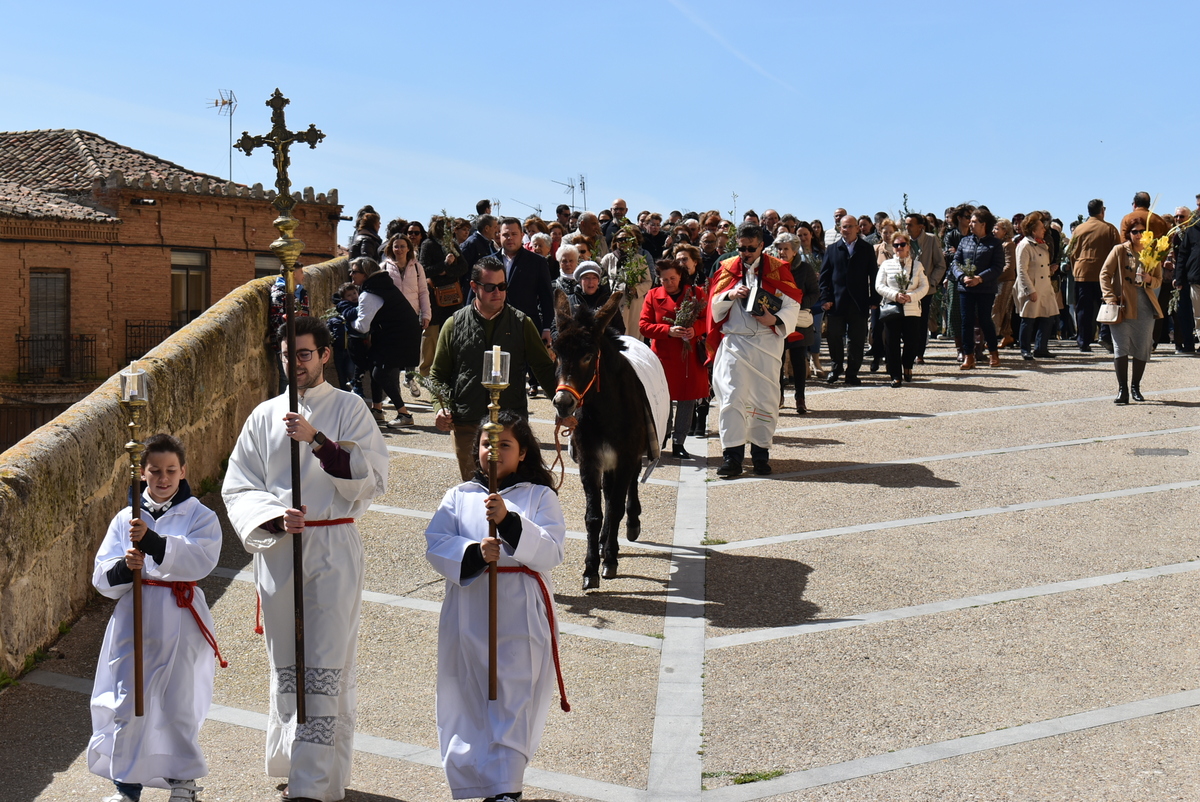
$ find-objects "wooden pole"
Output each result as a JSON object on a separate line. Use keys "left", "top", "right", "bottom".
{"left": 488, "top": 452, "right": 499, "bottom": 701}
{"left": 284, "top": 272, "right": 307, "bottom": 724}
{"left": 130, "top": 454, "right": 144, "bottom": 718}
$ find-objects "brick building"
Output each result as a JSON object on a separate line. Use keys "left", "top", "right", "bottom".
{"left": 0, "top": 128, "right": 343, "bottom": 449}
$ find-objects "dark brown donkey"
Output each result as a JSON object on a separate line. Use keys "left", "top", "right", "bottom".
{"left": 552, "top": 290, "right": 658, "bottom": 590}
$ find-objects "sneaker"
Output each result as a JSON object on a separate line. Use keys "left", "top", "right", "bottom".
{"left": 390, "top": 411, "right": 415, "bottom": 427}
{"left": 405, "top": 374, "right": 422, "bottom": 398}
{"left": 102, "top": 795, "right": 137, "bottom": 802}
{"left": 370, "top": 407, "right": 386, "bottom": 427}
{"left": 168, "top": 780, "right": 202, "bottom": 801}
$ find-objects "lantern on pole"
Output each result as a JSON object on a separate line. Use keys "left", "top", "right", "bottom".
{"left": 118, "top": 360, "right": 150, "bottom": 717}
{"left": 481, "top": 346, "right": 510, "bottom": 700}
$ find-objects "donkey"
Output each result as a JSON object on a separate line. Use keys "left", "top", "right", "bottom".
{"left": 552, "top": 290, "right": 660, "bottom": 590}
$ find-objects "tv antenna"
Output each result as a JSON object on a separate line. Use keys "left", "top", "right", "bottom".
{"left": 552, "top": 176, "right": 576, "bottom": 211}
{"left": 509, "top": 198, "right": 542, "bottom": 218}
{"left": 492, "top": 198, "right": 501, "bottom": 217}
{"left": 578, "top": 174, "right": 588, "bottom": 211}
{"left": 208, "top": 89, "right": 237, "bottom": 182}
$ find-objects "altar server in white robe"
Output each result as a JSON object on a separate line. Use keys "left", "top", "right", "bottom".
{"left": 222, "top": 317, "right": 388, "bottom": 802}
{"left": 706, "top": 222, "right": 802, "bottom": 478}
{"left": 425, "top": 411, "right": 569, "bottom": 801}
{"left": 90, "top": 433, "right": 223, "bottom": 802}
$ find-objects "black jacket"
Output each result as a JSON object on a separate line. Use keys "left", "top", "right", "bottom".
{"left": 350, "top": 228, "right": 381, "bottom": 262}
{"left": 819, "top": 238, "right": 880, "bottom": 315}
{"left": 360, "top": 271, "right": 421, "bottom": 368}
{"left": 1176, "top": 223, "right": 1200, "bottom": 285}
{"left": 500, "top": 248, "right": 555, "bottom": 333}
{"left": 459, "top": 231, "right": 497, "bottom": 271}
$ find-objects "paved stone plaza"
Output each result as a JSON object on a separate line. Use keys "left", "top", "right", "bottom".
{"left": 3, "top": 338, "right": 1198, "bottom": 801}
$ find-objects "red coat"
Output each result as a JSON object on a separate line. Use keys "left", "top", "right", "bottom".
{"left": 639, "top": 285, "right": 711, "bottom": 401}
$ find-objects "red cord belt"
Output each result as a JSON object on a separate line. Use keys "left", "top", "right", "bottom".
{"left": 142, "top": 579, "right": 228, "bottom": 668}
{"left": 497, "top": 565, "right": 571, "bottom": 712}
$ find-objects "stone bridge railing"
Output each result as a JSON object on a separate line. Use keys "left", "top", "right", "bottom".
{"left": 0, "top": 258, "right": 346, "bottom": 677}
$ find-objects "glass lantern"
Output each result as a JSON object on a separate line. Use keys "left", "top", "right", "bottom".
{"left": 119, "top": 361, "right": 150, "bottom": 404}
{"left": 482, "top": 347, "right": 510, "bottom": 388}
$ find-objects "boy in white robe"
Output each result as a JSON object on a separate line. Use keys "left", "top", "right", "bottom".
{"left": 89, "top": 433, "right": 223, "bottom": 802}
{"left": 222, "top": 317, "right": 388, "bottom": 802}
{"left": 425, "top": 411, "right": 568, "bottom": 801}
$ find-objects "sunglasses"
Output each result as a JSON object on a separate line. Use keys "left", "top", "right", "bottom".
{"left": 737, "top": 245, "right": 759, "bottom": 253}
{"left": 893, "top": 242, "right": 909, "bottom": 248}
{"left": 476, "top": 281, "right": 508, "bottom": 293}
{"left": 1131, "top": 230, "right": 1147, "bottom": 235}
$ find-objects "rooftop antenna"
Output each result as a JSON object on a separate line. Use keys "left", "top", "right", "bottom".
{"left": 579, "top": 174, "right": 588, "bottom": 212}
{"left": 208, "top": 89, "right": 237, "bottom": 182}
{"left": 510, "top": 198, "right": 543, "bottom": 218}
{"left": 492, "top": 198, "right": 501, "bottom": 217}
{"left": 552, "top": 176, "right": 576, "bottom": 211}
{"left": 730, "top": 191, "right": 738, "bottom": 221}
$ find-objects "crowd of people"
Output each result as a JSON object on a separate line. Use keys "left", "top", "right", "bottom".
{"left": 331, "top": 191, "right": 1200, "bottom": 456}
{"left": 85, "top": 190, "right": 1199, "bottom": 802}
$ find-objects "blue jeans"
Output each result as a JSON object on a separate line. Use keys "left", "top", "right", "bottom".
{"left": 1019, "top": 316, "right": 1054, "bottom": 353}
{"left": 959, "top": 291, "right": 998, "bottom": 352}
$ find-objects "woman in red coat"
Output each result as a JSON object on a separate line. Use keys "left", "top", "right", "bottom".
{"left": 639, "top": 259, "right": 710, "bottom": 459}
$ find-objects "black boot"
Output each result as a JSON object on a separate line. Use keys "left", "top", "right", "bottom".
{"left": 716, "top": 445, "right": 744, "bottom": 478}
{"left": 692, "top": 401, "right": 709, "bottom": 436}
{"left": 750, "top": 444, "right": 772, "bottom": 476}
{"left": 1114, "top": 356, "right": 1130, "bottom": 404}
{"left": 1130, "top": 359, "right": 1146, "bottom": 401}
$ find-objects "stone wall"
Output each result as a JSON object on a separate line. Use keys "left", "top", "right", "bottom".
{"left": 0, "top": 257, "right": 347, "bottom": 677}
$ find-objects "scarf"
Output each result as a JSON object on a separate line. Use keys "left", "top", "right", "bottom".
{"left": 704, "top": 253, "right": 803, "bottom": 363}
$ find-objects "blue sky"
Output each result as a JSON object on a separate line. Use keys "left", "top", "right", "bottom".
{"left": 4, "top": 1, "right": 1198, "bottom": 238}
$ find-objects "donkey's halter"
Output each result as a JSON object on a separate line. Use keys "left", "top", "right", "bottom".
{"left": 554, "top": 350, "right": 601, "bottom": 410}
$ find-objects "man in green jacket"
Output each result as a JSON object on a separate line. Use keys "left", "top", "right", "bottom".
{"left": 432, "top": 256, "right": 558, "bottom": 480}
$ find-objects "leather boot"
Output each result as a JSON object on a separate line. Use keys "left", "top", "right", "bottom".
{"left": 959, "top": 354, "right": 976, "bottom": 370}
{"left": 1131, "top": 358, "right": 1147, "bottom": 401}
{"left": 988, "top": 350, "right": 1001, "bottom": 368}
{"left": 1114, "top": 356, "right": 1130, "bottom": 404}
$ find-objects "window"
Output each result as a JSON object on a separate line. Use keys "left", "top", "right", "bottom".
{"left": 255, "top": 254, "right": 281, "bottom": 279}
{"left": 171, "top": 251, "right": 209, "bottom": 327}
{"left": 29, "top": 270, "right": 69, "bottom": 338}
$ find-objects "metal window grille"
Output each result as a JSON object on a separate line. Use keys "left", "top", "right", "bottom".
{"left": 16, "top": 334, "right": 97, "bottom": 382}
{"left": 125, "top": 320, "right": 179, "bottom": 363}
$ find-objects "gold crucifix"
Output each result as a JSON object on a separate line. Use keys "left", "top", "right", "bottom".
{"left": 235, "top": 89, "right": 325, "bottom": 279}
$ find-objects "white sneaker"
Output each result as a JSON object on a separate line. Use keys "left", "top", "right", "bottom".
{"left": 406, "top": 374, "right": 422, "bottom": 398}
{"left": 168, "top": 779, "right": 203, "bottom": 801}
{"left": 101, "top": 794, "right": 136, "bottom": 802}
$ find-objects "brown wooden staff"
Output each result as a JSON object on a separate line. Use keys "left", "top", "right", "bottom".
{"left": 482, "top": 348, "right": 509, "bottom": 700}
{"left": 130, "top": 461, "right": 144, "bottom": 718}
{"left": 283, "top": 268, "right": 307, "bottom": 724}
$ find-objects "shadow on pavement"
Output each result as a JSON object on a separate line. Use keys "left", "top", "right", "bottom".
{"left": 755, "top": 460, "right": 959, "bottom": 488}
{"left": 705, "top": 551, "right": 819, "bottom": 630}
{"left": 0, "top": 682, "right": 93, "bottom": 802}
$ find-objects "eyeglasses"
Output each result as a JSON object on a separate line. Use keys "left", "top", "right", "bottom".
{"left": 893, "top": 242, "right": 909, "bottom": 248}
{"left": 407, "top": 230, "right": 422, "bottom": 236}
{"left": 350, "top": 269, "right": 365, "bottom": 275}
{"left": 284, "top": 348, "right": 320, "bottom": 362}
{"left": 737, "top": 245, "right": 759, "bottom": 253}
{"left": 476, "top": 281, "right": 509, "bottom": 293}
{"left": 1130, "top": 229, "right": 1146, "bottom": 235}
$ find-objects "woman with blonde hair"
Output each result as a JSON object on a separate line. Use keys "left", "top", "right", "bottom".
{"left": 875, "top": 230, "right": 930, "bottom": 386}
{"left": 1014, "top": 212, "right": 1058, "bottom": 360}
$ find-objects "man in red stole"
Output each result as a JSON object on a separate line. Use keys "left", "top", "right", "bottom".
{"left": 705, "top": 223, "right": 803, "bottom": 477}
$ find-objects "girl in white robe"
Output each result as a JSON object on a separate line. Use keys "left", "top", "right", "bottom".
{"left": 89, "top": 434, "right": 223, "bottom": 802}
{"left": 425, "top": 411, "right": 568, "bottom": 801}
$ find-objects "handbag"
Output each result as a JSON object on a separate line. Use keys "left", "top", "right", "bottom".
{"left": 433, "top": 282, "right": 464, "bottom": 308}
{"left": 1096, "top": 302, "right": 1123, "bottom": 324}
{"left": 879, "top": 301, "right": 904, "bottom": 321}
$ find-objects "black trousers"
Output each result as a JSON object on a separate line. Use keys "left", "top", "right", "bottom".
{"left": 882, "top": 312, "right": 925, "bottom": 379}
{"left": 825, "top": 311, "right": 869, "bottom": 378}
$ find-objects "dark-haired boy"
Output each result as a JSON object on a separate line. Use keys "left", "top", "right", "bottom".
{"left": 89, "top": 434, "right": 223, "bottom": 802}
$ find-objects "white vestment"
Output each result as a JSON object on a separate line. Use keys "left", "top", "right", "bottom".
{"left": 425, "top": 480, "right": 567, "bottom": 800}
{"left": 711, "top": 269, "right": 800, "bottom": 449}
{"left": 89, "top": 493, "right": 222, "bottom": 788}
{"left": 222, "top": 380, "right": 388, "bottom": 802}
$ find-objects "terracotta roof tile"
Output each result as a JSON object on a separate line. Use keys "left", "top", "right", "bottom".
{"left": 0, "top": 129, "right": 224, "bottom": 193}
{"left": 0, "top": 180, "right": 116, "bottom": 222}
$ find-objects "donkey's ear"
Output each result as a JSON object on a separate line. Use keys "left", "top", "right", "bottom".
{"left": 594, "top": 290, "right": 622, "bottom": 333}
{"left": 554, "top": 287, "right": 574, "bottom": 332}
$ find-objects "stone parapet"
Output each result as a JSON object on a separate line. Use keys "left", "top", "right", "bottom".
{"left": 0, "top": 257, "right": 346, "bottom": 676}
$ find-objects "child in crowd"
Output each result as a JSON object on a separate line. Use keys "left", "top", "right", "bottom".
{"left": 89, "top": 434, "right": 224, "bottom": 802}
{"left": 424, "top": 411, "right": 569, "bottom": 802}
{"left": 327, "top": 281, "right": 361, "bottom": 395}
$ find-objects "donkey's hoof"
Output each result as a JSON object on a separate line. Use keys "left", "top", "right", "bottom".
{"left": 582, "top": 573, "right": 600, "bottom": 591}
{"left": 602, "top": 563, "right": 618, "bottom": 580}
{"left": 626, "top": 522, "right": 641, "bottom": 542}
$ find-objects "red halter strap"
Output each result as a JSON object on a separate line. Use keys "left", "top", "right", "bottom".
{"left": 554, "top": 350, "right": 601, "bottom": 410}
